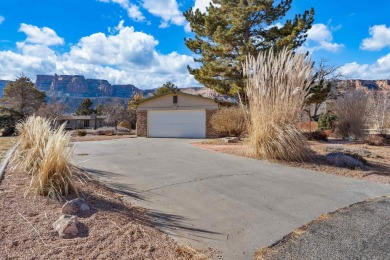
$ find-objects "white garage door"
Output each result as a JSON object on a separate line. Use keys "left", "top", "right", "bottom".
{"left": 148, "top": 110, "right": 206, "bottom": 138}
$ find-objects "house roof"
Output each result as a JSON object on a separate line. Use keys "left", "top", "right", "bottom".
{"left": 58, "top": 114, "right": 107, "bottom": 120}
{"left": 136, "top": 91, "right": 232, "bottom": 106}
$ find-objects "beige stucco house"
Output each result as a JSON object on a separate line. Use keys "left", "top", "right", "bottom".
{"left": 136, "top": 92, "right": 225, "bottom": 138}
{"left": 57, "top": 114, "right": 107, "bottom": 130}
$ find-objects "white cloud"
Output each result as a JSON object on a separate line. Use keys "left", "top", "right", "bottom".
{"left": 98, "top": 0, "right": 145, "bottom": 21}
{"left": 18, "top": 23, "right": 64, "bottom": 46}
{"left": 300, "top": 23, "right": 344, "bottom": 53}
{"left": 0, "top": 22, "right": 197, "bottom": 89}
{"left": 194, "top": 0, "right": 211, "bottom": 13}
{"left": 339, "top": 53, "right": 390, "bottom": 79}
{"left": 142, "top": 0, "right": 186, "bottom": 28}
{"left": 361, "top": 25, "right": 390, "bottom": 51}
{"left": 0, "top": 16, "right": 4, "bottom": 24}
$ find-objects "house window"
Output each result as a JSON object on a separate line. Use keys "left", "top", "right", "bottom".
{"left": 84, "top": 120, "right": 90, "bottom": 128}
{"left": 173, "top": 95, "right": 178, "bottom": 104}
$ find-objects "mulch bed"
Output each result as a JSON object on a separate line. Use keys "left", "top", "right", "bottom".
{"left": 0, "top": 166, "right": 208, "bottom": 259}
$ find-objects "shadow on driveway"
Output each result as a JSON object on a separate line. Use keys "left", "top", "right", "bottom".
{"left": 81, "top": 167, "right": 223, "bottom": 242}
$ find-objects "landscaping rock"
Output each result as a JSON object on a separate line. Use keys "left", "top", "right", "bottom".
{"left": 326, "top": 152, "right": 364, "bottom": 169}
{"left": 223, "top": 137, "right": 239, "bottom": 143}
{"left": 53, "top": 215, "right": 79, "bottom": 239}
{"left": 324, "top": 146, "right": 380, "bottom": 160}
{"left": 62, "top": 198, "right": 90, "bottom": 215}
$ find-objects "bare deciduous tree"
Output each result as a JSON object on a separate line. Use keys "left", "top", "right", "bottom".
{"left": 333, "top": 90, "right": 369, "bottom": 139}
{"left": 102, "top": 102, "right": 131, "bottom": 131}
{"left": 37, "top": 101, "right": 69, "bottom": 119}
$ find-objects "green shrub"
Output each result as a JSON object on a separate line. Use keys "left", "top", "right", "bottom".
{"left": 76, "top": 130, "right": 87, "bottom": 136}
{"left": 318, "top": 113, "right": 335, "bottom": 131}
{"left": 210, "top": 107, "right": 247, "bottom": 137}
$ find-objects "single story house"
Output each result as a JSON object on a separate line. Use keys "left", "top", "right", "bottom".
{"left": 136, "top": 92, "right": 228, "bottom": 138}
{"left": 57, "top": 114, "right": 107, "bottom": 130}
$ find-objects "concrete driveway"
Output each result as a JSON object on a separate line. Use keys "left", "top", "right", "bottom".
{"left": 73, "top": 138, "right": 389, "bottom": 260}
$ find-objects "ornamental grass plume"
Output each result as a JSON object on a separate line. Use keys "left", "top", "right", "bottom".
{"left": 243, "top": 48, "right": 315, "bottom": 161}
{"left": 12, "top": 116, "right": 75, "bottom": 198}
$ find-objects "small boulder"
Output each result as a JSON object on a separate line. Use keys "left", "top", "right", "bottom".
{"left": 53, "top": 215, "right": 79, "bottom": 239}
{"left": 62, "top": 198, "right": 90, "bottom": 215}
{"left": 326, "top": 152, "right": 364, "bottom": 169}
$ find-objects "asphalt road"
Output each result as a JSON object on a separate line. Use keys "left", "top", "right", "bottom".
{"left": 73, "top": 138, "right": 390, "bottom": 260}
{"left": 259, "top": 197, "right": 390, "bottom": 260}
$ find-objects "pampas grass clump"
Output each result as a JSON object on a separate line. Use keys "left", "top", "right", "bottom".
{"left": 12, "top": 116, "right": 75, "bottom": 198}
{"left": 243, "top": 48, "right": 314, "bottom": 161}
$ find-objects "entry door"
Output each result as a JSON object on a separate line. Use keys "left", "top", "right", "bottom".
{"left": 148, "top": 110, "right": 206, "bottom": 138}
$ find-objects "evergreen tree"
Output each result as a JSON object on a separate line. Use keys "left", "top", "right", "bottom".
{"left": 184, "top": 0, "right": 314, "bottom": 96}
{"left": 1, "top": 76, "right": 46, "bottom": 117}
{"left": 154, "top": 82, "right": 180, "bottom": 96}
{"left": 95, "top": 104, "right": 105, "bottom": 116}
{"left": 75, "top": 98, "right": 95, "bottom": 116}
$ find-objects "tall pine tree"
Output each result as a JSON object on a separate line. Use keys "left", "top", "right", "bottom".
{"left": 184, "top": 0, "right": 314, "bottom": 96}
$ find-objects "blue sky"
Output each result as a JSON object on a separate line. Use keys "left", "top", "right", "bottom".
{"left": 0, "top": 0, "right": 389, "bottom": 89}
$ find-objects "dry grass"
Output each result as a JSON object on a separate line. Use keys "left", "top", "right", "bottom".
{"left": 0, "top": 137, "right": 16, "bottom": 161}
{"left": 243, "top": 48, "right": 314, "bottom": 161}
{"left": 11, "top": 116, "right": 75, "bottom": 199}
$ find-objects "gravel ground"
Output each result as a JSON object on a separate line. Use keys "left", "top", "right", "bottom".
{"left": 0, "top": 166, "right": 210, "bottom": 260}
{"left": 256, "top": 196, "right": 390, "bottom": 260}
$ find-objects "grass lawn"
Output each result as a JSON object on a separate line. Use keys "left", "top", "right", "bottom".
{"left": 0, "top": 137, "right": 16, "bottom": 161}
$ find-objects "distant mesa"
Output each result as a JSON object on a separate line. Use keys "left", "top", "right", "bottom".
{"left": 35, "top": 74, "right": 140, "bottom": 98}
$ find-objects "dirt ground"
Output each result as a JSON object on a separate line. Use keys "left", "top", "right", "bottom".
{"left": 193, "top": 139, "right": 390, "bottom": 184}
{"left": 0, "top": 167, "right": 210, "bottom": 260}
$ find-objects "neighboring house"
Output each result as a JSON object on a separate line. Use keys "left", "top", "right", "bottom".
{"left": 57, "top": 114, "right": 107, "bottom": 130}
{"left": 136, "top": 92, "right": 229, "bottom": 138}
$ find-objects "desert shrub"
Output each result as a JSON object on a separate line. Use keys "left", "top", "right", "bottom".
{"left": 303, "top": 130, "right": 328, "bottom": 141}
{"left": 118, "top": 120, "right": 132, "bottom": 130}
{"left": 333, "top": 90, "right": 369, "bottom": 140}
{"left": 210, "top": 107, "right": 247, "bottom": 137}
{"left": 76, "top": 129, "right": 87, "bottom": 136}
{"left": 243, "top": 48, "right": 314, "bottom": 161}
{"left": 364, "top": 135, "right": 386, "bottom": 146}
{"left": 318, "top": 112, "right": 335, "bottom": 130}
{"left": 12, "top": 116, "right": 75, "bottom": 199}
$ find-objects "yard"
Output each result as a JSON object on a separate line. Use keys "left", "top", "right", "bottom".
{"left": 193, "top": 138, "right": 390, "bottom": 184}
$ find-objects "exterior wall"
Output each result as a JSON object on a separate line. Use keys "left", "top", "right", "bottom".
{"left": 206, "top": 109, "right": 218, "bottom": 138}
{"left": 138, "top": 93, "right": 218, "bottom": 111}
{"left": 136, "top": 110, "right": 147, "bottom": 137}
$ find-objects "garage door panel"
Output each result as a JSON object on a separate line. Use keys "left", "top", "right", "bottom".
{"left": 148, "top": 110, "right": 206, "bottom": 138}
